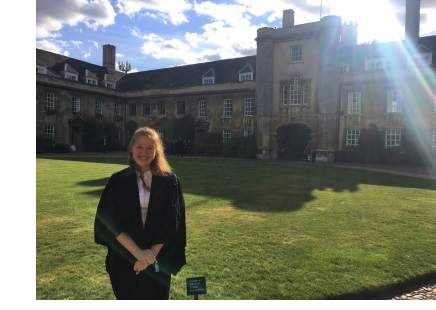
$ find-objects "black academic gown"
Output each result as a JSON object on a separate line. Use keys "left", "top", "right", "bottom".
{"left": 94, "top": 167, "right": 186, "bottom": 299}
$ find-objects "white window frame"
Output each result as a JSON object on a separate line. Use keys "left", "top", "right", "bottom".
{"left": 158, "top": 101, "right": 166, "bottom": 115}
{"left": 65, "top": 72, "right": 78, "bottom": 81}
{"left": 202, "top": 77, "right": 214, "bottom": 85}
{"left": 44, "top": 125, "right": 54, "bottom": 141}
{"left": 433, "top": 129, "right": 436, "bottom": 149}
{"left": 365, "top": 58, "right": 386, "bottom": 71}
{"left": 385, "top": 129, "right": 401, "bottom": 148}
{"left": 223, "top": 99, "right": 232, "bottom": 117}
{"left": 105, "top": 81, "right": 116, "bottom": 89}
{"left": 339, "top": 63, "right": 350, "bottom": 74}
{"left": 239, "top": 72, "right": 253, "bottom": 81}
{"left": 223, "top": 129, "right": 231, "bottom": 143}
{"left": 243, "top": 129, "right": 253, "bottom": 137}
{"left": 37, "top": 66, "right": 47, "bottom": 74}
{"left": 157, "top": 129, "right": 165, "bottom": 139}
{"left": 95, "top": 100, "right": 103, "bottom": 116}
{"left": 45, "top": 93, "right": 55, "bottom": 110}
{"left": 244, "top": 98, "right": 254, "bottom": 116}
{"left": 198, "top": 100, "right": 206, "bottom": 118}
{"left": 72, "top": 97, "right": 80, "bottom": 113}
{"left": 290, "top": 46, "right": 302, "bottom": 62}
{"left": 129, "top": 104, "right": 137, "bottom": 116}
{"left": 114, "top": 103, "right": 121, "bottom": 116}
{"left": 387, "top": 90, "right": 402, "bottom": 113}
{"left": 408, "top": 53, "right": 432, "bottom": 67}
{"left": 290, "top": 76, "right": 301, "bottom": 105}
{"left": 347, "top": 92, "right": 361, "bottom": 114}
{"left": 346, "top": 129, "right": 360, "bottom": 147}
{"left": 282, "top": 85, "right": 288, "bottom": 106}
{"left": 87, "top": 77, "right": 98, "bottom": 85}
{"left": 177, "top": 101, "right": 186, "bottom": 115}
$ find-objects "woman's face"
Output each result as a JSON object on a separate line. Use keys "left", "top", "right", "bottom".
{"left": 132, "top": 135, "right": 157, "bottom": 172}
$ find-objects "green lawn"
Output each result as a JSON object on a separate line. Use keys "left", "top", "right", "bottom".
{"left": 36, "top": 157, "right": 436, "bottom": 300}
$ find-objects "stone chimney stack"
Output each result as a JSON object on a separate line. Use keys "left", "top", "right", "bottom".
{"left": 103, "top": 44, "right": 116, "bottom": 71}
{"left": 405, "top": 0, "right": 421, "bottom": 45}
{"left": 282, "top": 9, "right": 295, "bottom": 28}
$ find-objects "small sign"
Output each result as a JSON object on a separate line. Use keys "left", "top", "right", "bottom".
{"left": 186, "top": 277, "right": 207, "bottom": 298}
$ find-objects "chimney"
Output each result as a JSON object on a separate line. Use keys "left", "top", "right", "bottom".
{"left": 405, "top": 0, "right": 421, "bottom": 45}
{"left": 283, "top": 9, "right": 295, "bottom": 28}
{"left": 103, "top": 44, "right": 116, "bottom": 71}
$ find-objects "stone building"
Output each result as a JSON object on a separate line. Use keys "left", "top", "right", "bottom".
{"left": 36, "top": 0, "right": 436, "bottom": 164}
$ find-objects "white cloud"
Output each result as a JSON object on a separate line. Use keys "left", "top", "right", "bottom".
{"left": 36, "top": 0, "right": 116, "bottom": 38}
{"left": 116, "top": 0, "right": 191, "bottom": 25}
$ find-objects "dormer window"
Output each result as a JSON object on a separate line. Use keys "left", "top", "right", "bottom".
{"left": 85, "top": 69, "right": 98, "bottom": 85}
{"left": 239, "top": 64, "right": 254, "bottom": 82}
{"left": 339, "top": 63, "right": 350, "bottom": 74}
{"left": 37, "top": 66, "right": 47, "bottom": 74}
{"left": 365, "top": 58, "right": 386, "bottom": 71}
{"left": 105, "top": 81, "right": 116, "bottom": 89}
{"left": 65, "top": 72, "right": 78, "bottom": 81}
{"left": 408, "top": 53, "right": 432, "bottom": 66}
{"left": 202, "top": 69, "right": 215, "bottom": 85}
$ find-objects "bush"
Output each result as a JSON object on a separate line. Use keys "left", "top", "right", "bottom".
{"left": 222, "top": 136, "right": 257, "bottom": 159}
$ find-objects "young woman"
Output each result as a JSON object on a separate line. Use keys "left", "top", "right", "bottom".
{"left": 94, "top": 127, "right": 186, "bottom": 299}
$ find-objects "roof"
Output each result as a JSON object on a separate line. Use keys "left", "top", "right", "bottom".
{"left": 116, "top": 55, "right": 257, "bottom": 92}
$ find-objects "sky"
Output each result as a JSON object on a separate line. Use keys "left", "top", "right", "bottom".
{"left": 35, "top": 0, "right": 436, "bottom": 73}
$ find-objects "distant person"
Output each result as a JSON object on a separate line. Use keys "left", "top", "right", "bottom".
{"left": 94, "top": 126, "right": 187, "bottom": 300}
{"left": 304, "top": 143, "right": 312, "bottom": 161}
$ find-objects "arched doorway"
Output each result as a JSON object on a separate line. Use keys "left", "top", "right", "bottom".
{"left": 277, "top": 123, "right": 311, "bottom": 160}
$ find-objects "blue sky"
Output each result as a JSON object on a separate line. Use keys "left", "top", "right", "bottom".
{"left": 35, "top": 0, "right": 436, "bottom": 72}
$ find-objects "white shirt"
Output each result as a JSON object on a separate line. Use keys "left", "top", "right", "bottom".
{"left": 136, "top": 170, "right": 152, "bottom": 227}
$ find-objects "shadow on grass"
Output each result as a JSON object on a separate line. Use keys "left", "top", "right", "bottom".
{"left": 326, "top": 271, "right": 436, "bottom": 300}
{"left": 43, "top": 155, "right": 436, "bottom": 214}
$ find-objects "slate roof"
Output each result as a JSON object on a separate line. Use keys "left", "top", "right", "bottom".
{"left": 36, "top": 48, "right": 125, "bottom": 83}
{"left": 116, "top": 55, "right": 257, "bottom": 92}
{"left": 36, "top": 48, "right": 256, "bottom": 92}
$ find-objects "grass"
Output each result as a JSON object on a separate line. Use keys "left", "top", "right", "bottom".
{"left": 36, "top": 156, "right": 436, "bottom": 300}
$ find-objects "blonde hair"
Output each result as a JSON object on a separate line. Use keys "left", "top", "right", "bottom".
{"left": 128, "top": 127, "right": 172, "bottom": 175}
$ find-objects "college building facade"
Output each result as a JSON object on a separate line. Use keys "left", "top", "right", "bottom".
{"left": 36, "top": 0, "right": 436, "bottom": 164}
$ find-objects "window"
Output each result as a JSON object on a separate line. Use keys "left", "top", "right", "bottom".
{"left": 177, "top": 101, "right": 186, "bottom": 115}
{"left": 95, "top": 100, "right": 103, "bottom": 116}
{"left": 387, "top": 90, "right": 402, "bottom": 113}
{"left": 243, "top": 129, "right": 253, "bottom": 137}
{"left": 158, "top": 101, "right": 166, "bottom": 115}
{"left": 290, "top": 46, "right": 302, "bottom": 62}
{"left": 105, "top": 81, "right": 116, "bottom": 89}
{"left": 157, "top": 129, "right": 165, "bottom": 139}
{"left": 346, "top": 130, "right": 360, "bottom": 147}
{"left": 44, "top": 125, "right": 54, "bottom": 141}
{"left": 65, "top": 72, "right": 78, "bottom": 81}
{"left": 114, "top": 103, "right": 121, "bottom": 116}
{"left": 408, "top": 53, "right": 432, "bottom": 67}
{"left": 347, "top": 92, "right": 361, "bottom": 114}
{"left": 129, "top": 104, "right": 137, "bottom": 116}
{"left": 198, "top": 100, "right": 206, "bottom": 118}
{"left": 37, "top": 66, "right": 46, "bottom": 74}
{"left": 433, "top": 129, "right": 436, "bottom": 149}
{"left": 45, "top": 93, "right": 55, "bottom": 110}
{"left": 365, "top": 58, "right": 386, "bottom": 71}
{"left": 72, "top": 97, "right": 80, "bottom": 113}
{"left": 339, "top": 63, "right": 350, "bottom": 74}
{"left": 202, "top": 77, "right": 214, "bottom": 85}
{"left": 87, "top": 78, "right": 98, "bottom": 85}
{"left": 282, "top": 85, "right": 288, "bottom": 106}
{"left": 239, "top": 72, "right": 253, "bottom": 81}
{"left": 223, "top": 129, "right": 231, "bottom": 143}
{"left": 244, "top": 98, "right": 254, "bottom": 116}
{"left": 290, "top": 76, "right": 301, "bottom": 105}
{"left": 385, "top": 129, "right": 401, "bottom": 148}
{"left": 143, "top": 103, "right": 151, "bottom": 116}
{"left": 223, "top": 99, "right": 232, "bottom": 117}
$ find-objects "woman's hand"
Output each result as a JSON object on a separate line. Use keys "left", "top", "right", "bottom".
{"left": 134, "top": 260, "right": 149, "bottom": 275}
{"left": 138, "top": 249, "right": 156, "bottom": 265}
